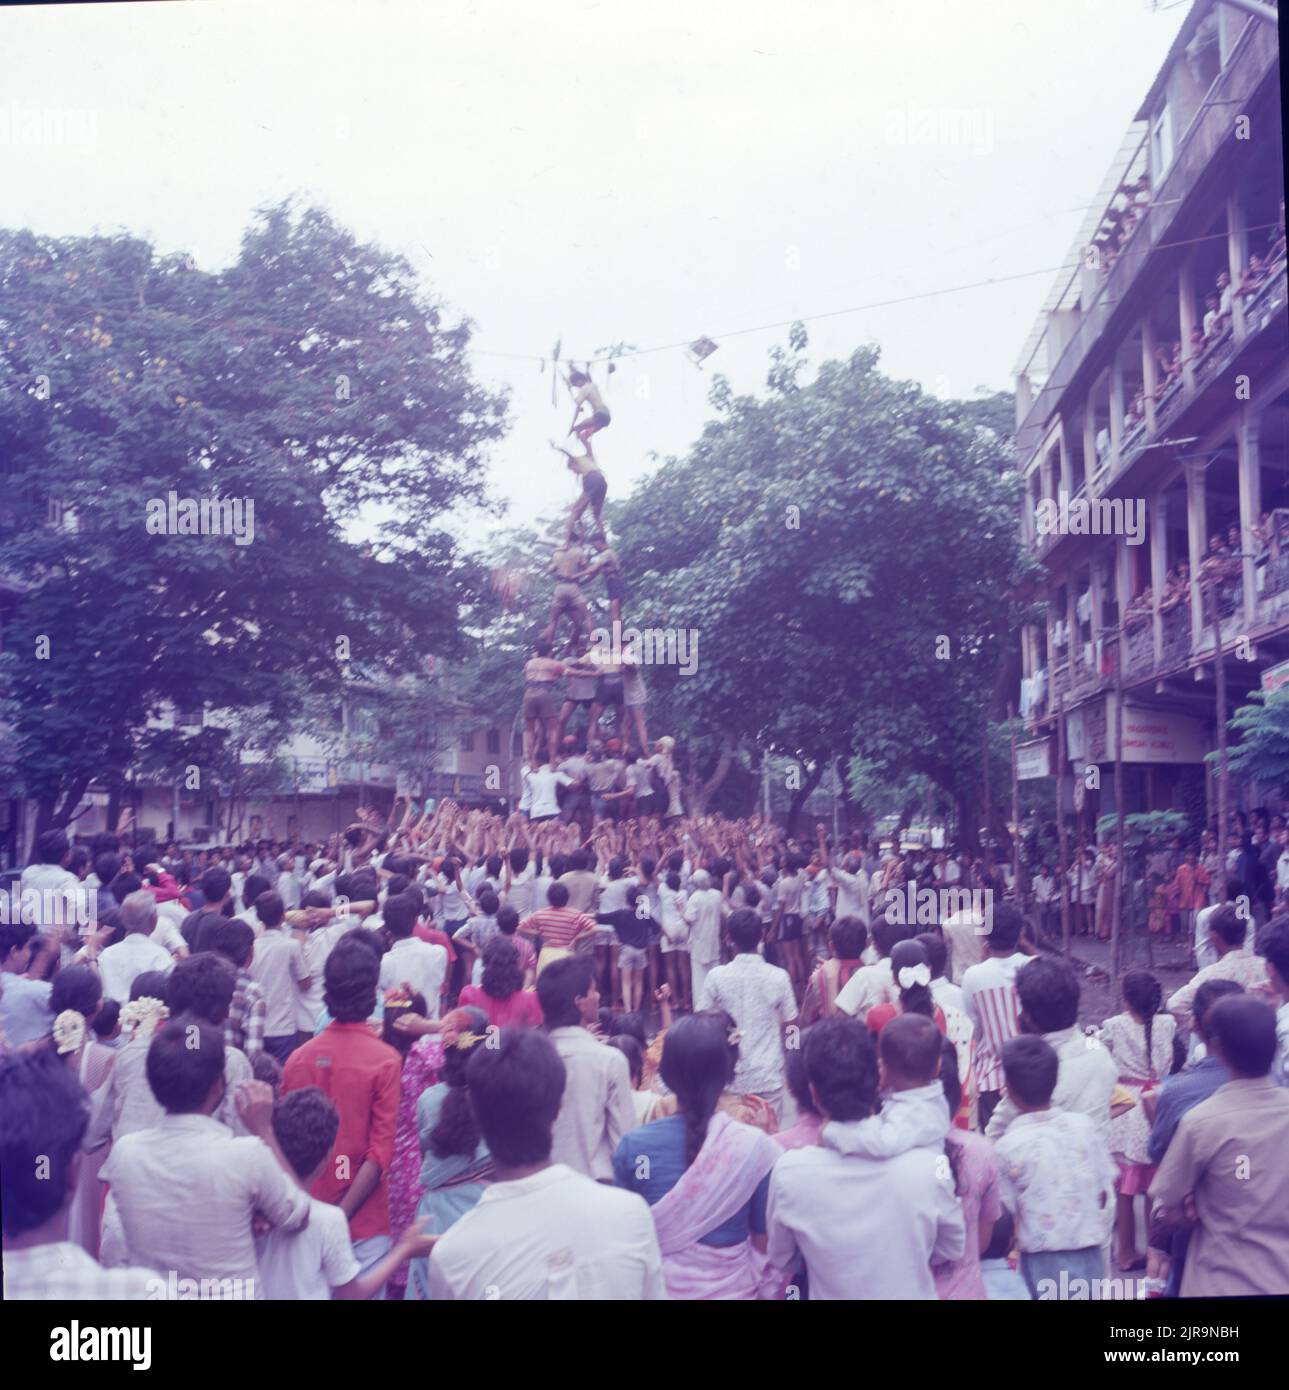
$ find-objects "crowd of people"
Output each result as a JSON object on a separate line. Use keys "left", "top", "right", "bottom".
{"left": 4, "top": 795, "right": 1289, "bottom": 1302}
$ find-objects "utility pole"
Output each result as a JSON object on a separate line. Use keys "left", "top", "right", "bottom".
{"left": 1056, "top": 689, "right": 1071, "bottom": 960}
{"left": 1111, "top": 629, "right": 1126, "bottom": 988}
{"left": 982, "top": 710, "right": 992, "bottom": 858}
{"left": 1009, "top": 703, "right": 1022, "bottom": 902}
{"left": 1209, "top": 577, "right": 1230, "bottom": 857}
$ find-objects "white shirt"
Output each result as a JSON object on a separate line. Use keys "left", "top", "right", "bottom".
{"left": 426, "top": 1163, "right": 665, "bottom": 1300}
{"left": 102, "top": 1113, "right": 310, "bottom": 1295}
{"left": 930, "top": 975, "right": 966, "bottom": 1015}
{"left": 697, "top": 953, "right": 797, "bottom": 1094}
{"left": 275, "top": 871, "right": 302, "bottom": 911}
{"left": 297, "top": 918, "right": 350, "bottom": 1031}
{"left": 18, "top": 862, "right": 88, "bottom": 933}
{"left": 379, "top": 938, "right": 447, "bottom": 1018}
{"left": 834, "top": 957, "right": 896, "bottom": 1019}
{"left": 152, "top": 901, "right": 189, "bottom": 954}
{"left": 767, "top": 1141, "right": 965, "bottom": 1299}
{"left": 657, "top": 883, "right": 688, "bottom": 944}
{"left": 526, "top": 767, "right": 572, "bottom": 819}
{"left": 986, "top": 1026, "right": 1119, "bottom": 1145}
{"left": 255, "top": 1195, "right": 360, "bottom": 1299}
{"left": 249, "top": 929, "right": 310, "bottom": 1037}
{"left": 504, "top": 862, "right": 537, "bottom": 918}
{"left": 683, "top": 887, "right": 728, "bottom": 965}
{"left": 548, "top": 1026, "right": 637, "bottom": 1181}
{"left": 995, "top": 1109, "right": 1116, "bottom": 1253}
{"left": 97, "top": 932, "right": 174, "bottom": 1004}
{"left": 597, "top": 874, "right": 635, "bottom": 917}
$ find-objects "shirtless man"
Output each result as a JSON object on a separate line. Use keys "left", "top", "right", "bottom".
{"left": 541, "top": 534, "right": 591, "bottom": 650}
{"left": 551, "top": 436, "right": 607, "bottom": 544}
{"left": 521, "top": 640, "right": 566, "bottom": 764}
{"left": 576, "top": 534, "right": 627, "bottom": 626}
{"left": 566, "top": 368, "right": 611, "bottom": 448}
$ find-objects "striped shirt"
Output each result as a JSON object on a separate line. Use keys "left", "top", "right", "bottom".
{"left": 523, "top": 906, "right": 597, "bottom": 951}
{"left": 960, "top": 952, "right": 1027, "bottom": 1094}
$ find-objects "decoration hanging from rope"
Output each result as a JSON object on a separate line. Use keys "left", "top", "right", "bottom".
{"left": 688, "top": 335, "right": 719, "bottom": 368}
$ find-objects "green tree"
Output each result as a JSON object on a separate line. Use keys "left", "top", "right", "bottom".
{"left": 0, "top": 204, "right": 507, "bottom": 838}
{"left": 1211, "top": 688, "right": 1289, "bottom": 794}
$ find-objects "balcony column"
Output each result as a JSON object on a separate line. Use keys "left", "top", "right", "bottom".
{"left": 1150, "top": 493, "right": 1168, "bottom": 666}
{"left": 1058, "top": 417, "right": 1073, "bottom": 498}
{"left": 1110, "top": 360, "right": 1126, "bottom": 474}
{"left": 1141, "top": 318, "right": 1158, "bottom": 434}
{"left": 1185, "top": 459, "right": 1209, "bottom": 647}
{"left": 1178, "top": 258, "right": 1199, "bottom": 394}
{"left": 1115, "top": 535, "right": 1132, "bottom": 674}
{"left": 1084, "top": 396, "right": 1099, "bottom": 495}
{"left": 1237, "top": 409, "right": 1262, "bottom": 626}
{"left": 1228, "top": 190, "right": 1249, "bottom": 339}
{"left": 1067, "top": 582, "right": 1079, "bottom": 679}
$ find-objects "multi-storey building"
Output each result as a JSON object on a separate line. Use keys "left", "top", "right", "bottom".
{"left": 1015, "top": 1, "right": 1285, "bottom": 823}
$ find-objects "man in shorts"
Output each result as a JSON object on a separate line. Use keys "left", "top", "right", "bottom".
{"left": 566, "top": 368, "right": 611, "bottom": 449}
{"left": 542, "top": 535, "right": 591, "bottom": 651}
{"left": 551, "top": 437, "right": 607, "bottom": 544}
{"left": 585, "top": 740, "right": 626, "bottom": 822}
{"left": 521, "top": 640, "right": 565, "bottom": 764}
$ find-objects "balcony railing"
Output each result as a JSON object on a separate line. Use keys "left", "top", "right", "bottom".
{"left": 1160, "top": 603, "right": 1191, "bottom": 670}
{"left": 1124, "top": 619, "right": 1155, "bottom": 676}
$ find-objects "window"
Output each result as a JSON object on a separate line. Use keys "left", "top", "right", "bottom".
{"left": 176, "top": 706, "right": 203, "bottom": 729}
{"left": 460, "top": 730, "right": 475, "bottom": 753}
{"left": 1151, "top": 104, "right": 1174, "bottom": 181}
{"left": 512, "top": 731, "right": 523, "bottom": 757}
{"left": 486, "top": 728, "right": 501, "bottom": 756}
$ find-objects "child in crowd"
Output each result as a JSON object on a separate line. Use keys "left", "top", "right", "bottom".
{"left": 995, "top": 1035, "right": 1116, "bottom": 1299}
{"left": 1100, "top": 970, "right": 1175, "bottom": 1271}
{"left": 257, "top": 1086, "right": 435, "bottom": 1300}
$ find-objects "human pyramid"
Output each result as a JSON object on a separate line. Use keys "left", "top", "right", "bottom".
{"left": 520, "top": 366, "right": 655, "bottom": 798}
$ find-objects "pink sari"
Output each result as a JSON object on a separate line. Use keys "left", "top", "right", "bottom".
{"left": 648, "top": 1111, "right": 783, "bottom": 1299}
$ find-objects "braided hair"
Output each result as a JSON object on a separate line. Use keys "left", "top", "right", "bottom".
{"left": 889, "top": 939, "right": 935, "bottom": 1019}
{"left": 1122, "top": 970, "right": 1163, "bottom": 1078}
{"left": 428, "top": 1007, "right": 490, "bottom": 1160}
{"left": 660, "top": 1011, "right": 738, "bottom": 1168}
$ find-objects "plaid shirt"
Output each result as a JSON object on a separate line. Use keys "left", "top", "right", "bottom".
{"left": 4, "top": 1241, "right": 158, "bottom": 1300}
{"left": 226, "top": 969, "right": 266, "bottom": 1058}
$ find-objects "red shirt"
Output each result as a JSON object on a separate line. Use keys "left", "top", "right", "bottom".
{"left": 415, "top": 922, "right": 457, "bottom": 964}
{"left": 522, "top": 906, "right": 595, "bottom": 950}
{"left": 282, "top": 1021, "right": 402, "bottom": 1242}
{"left": 458, "top": 984, "right": 542, "bottom": 1030}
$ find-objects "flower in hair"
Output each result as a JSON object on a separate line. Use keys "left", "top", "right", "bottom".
{"left": 53, "top": 1010, "right": 86, "bottom": 1056}
{"left": 454, "top": 1031, "right": 487, "bottom": 1051}
{"left": 119, "top": 997, "right": 170, "bottom": 1040}
{"left": 897, "top": 963, "right": 932, "bottom": 990}
{"left": 726, "top": 1028, "right": 743, "bottom": 1048}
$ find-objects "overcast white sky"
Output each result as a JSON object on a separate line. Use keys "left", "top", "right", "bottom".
{"left": 2, "top": 0, "right": 1189, "bottom": 534}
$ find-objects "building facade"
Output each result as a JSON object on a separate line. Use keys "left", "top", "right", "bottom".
{"left": 1015, "top": 2, "right": 1286, "bottom": 822}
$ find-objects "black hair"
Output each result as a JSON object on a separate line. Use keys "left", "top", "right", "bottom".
{"left": 167, "top": 952, "right": 239, "bottom": 1025}
{"left": 607, "top": 1010, "right": 648, "bottom": 1047}
{"left": 937, "top": 1036, "right": 965, "bottom": 1196}
{"left": 481, "top": 936, "right": 524, "bottom": 999}
{"left": 606, "top": 855, "right": 626, "bottom": 882}
{"left": 200, "top": 866, "right": 232, "bottom": 904}
{"left": 889, "top": 939, "right": 935, "bottom": 1018}
{"left": 659, "top": 1012, "right": 736, "bottom": 1166}
{"left": 607, "top": 1034, "right": 644, "bottom": 1088}
{"left": 93, "top": 851, "right": 122, "bottom": 885}
{"left": 879, "top": 1011, "right": 942, "bottom": 1085}
{"left": 146, "top": 1016, "right": 225, "bottom": 1113}
{"left": 509, "top": 848, "right": 529, "bottom": 874}
{"left": 727, "top": 907, "right": 763, "bottom": 953}
{"left": 1259, "top": 915, "right": 1289, "bottom": 987}
{"left": 381, "top": 991, "right": 428, "bottom": 1054}
{"left": 465, "top": 1027, "right": 565, "bottom": 1166}
{"left": 485, "top": 856, "right": 503, "bottom": 880}
{"left": 255, "top": 890, "right": 285, "bottom": 929}
{"left": 497, "top": 904, "right": 519, "bottom": 935}
{"left": 1017, "top": 956, "right": 1079, "bottom": 1033}
{"left": 1122, "top": 970, "right": 1163, "bottom": 1077}
{"left": 0, "top": 921, "right": 36, "bottom": 963}
{"left": 915, "top": 930, "right": 948, "bottom": 979}
{"left": 872, "top": 914, "right": 913, "bottom": 957}
{"left": 1205, "top": 995, "right": 1277, "bottom": 1077}
{"left": 130, "top": 970, "right": 171, "bottom": 1004}
{"left": 546, "top": 881, "right": 570, "bottom": 909}
{"left": 986, "top": 902, "right": 1024, "bottom": 953}
{"left": 92, "top": 999, "right": 121, "bottom": 1039}
{"left": 323, "top": 935, "right": 380, "bottom": 1022}
{"left": 1208, "top": 904, "right": 1247, "bottom": 949}
{"left": 784, "top": 1033, "right": 818, "bottom": 1118}
{"left": 251, "top": 1050, "right": 283, "bottom": 1093}
{"left": 477, "top": 888, "right": 500, "bottom": 918}
{"left": 804, "top": 1016, "right": 878, "bottom": 1122}
{"left": 33, "top": 828, "right": 69, "bottom": 865}
{"left": 301, "top": 889, "right": 332, "bottom": 910}
{"left": 210, "top": 918, "right": 255, "bottom": 969}
{"left": 0, "top": 1052, "right": 89, "bottom": 1236}
{"left": 427, "top": 1007, "right": 490, "bottom": 1161}
{"left": 50, "top": 964, "right": 102, "bottom": 1023}
{"left": 382, "top": 891, "right": 419, "bottom": 940}
{"left": 982, "top": 1209, "right": 1014, "bottom": 1261}
{"left": 272, "top": 1086, "right": 339, "bottom": 1181}
{"left": 242, "top": 874, "right": 271, "bottom": 910}
{"left": 829, "top": 916, "right": 867, "bottom": 960}
{"left": 537, "top": 954, "right": 594, "bottom": 1029}
{"left": 1001, "top": 1034, "right": 1059, "bottom": 1107}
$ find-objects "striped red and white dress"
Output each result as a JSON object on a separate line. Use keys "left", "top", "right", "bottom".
{"left": 961, "top": 952, "right": 1026, "bottom": 1094}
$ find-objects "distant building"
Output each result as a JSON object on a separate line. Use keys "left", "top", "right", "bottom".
{"left": 1014, "top": 2, "right": 1285, "bottom": 821}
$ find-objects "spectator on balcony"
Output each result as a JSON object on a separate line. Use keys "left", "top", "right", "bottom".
{"left": 1152, "top": 343, "right": 1181, "bottom": 400}
{"left": 1235, "top": 253, "right": 1267, "bottom": 305}
{"left": 1216, "top": 270, "right": 1233, "bottom": 331}
{"left": 1181, "top": 325, "right": 1208, "bottom": 370}
{"left": 1201, "top": 292, "right": 1222, "bottom": 341}
{"left": 1267, "top": 203, "right": 1286, "bottom": 270}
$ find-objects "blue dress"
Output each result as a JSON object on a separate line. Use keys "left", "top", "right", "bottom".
{"left": 403, "top": 1083, "right": 491, "bottom": 1300}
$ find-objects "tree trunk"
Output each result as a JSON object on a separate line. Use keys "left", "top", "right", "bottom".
{"left": 955, "top": 788, "right": 981, "bottom": 855}
{"left": 690, "top": 735, "right": 737, "bottom": 816}
{"left": 785, "top": 760, "right": 825, "bottom": 839}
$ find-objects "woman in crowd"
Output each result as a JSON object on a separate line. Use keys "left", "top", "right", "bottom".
{"left": 799, "top": 916, "right": 867, "bottom": 1025}
{"left": 458, "top": 937, "right": 542, "bottom": 1029}
{"left": 933, "top": 1038, "right": 1000, "bottom": 1300}
{"left": 404, "top": 1007, "right": 494, "bottom": 1300}
{"left": 612, "top": 1011, "right": 781, "bottom": 1298}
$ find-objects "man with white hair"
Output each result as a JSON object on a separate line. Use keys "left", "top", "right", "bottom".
{"left": 683, "top": 868, "right": 729, "bottom": 1006}
{"left": 95, "top": 890, "right": 174, "bottom": 1003}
